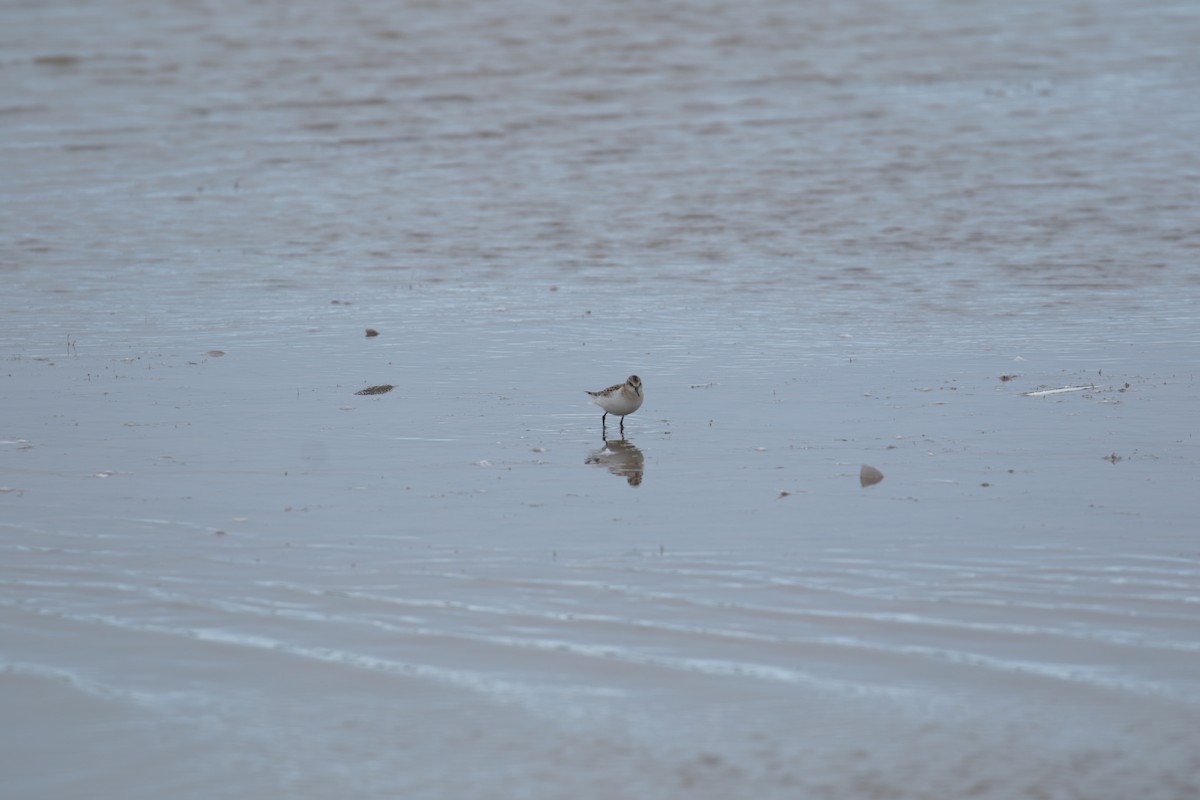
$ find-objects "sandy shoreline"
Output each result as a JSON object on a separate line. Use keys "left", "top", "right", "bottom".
{"left": 4, "top": 305, "right": 1197, "bottom": 797}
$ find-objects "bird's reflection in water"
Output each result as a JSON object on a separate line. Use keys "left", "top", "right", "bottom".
{"left": 585, "top": 438, "right": 644, "bottom": 487}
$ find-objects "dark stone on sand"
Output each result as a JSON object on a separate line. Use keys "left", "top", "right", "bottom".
{"left": 860, "top": 464, "right": 884, "bottom": 487}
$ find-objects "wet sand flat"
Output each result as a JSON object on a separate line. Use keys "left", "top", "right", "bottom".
{"left": 3, "top": 0, "right": 1199, "bottom": 797}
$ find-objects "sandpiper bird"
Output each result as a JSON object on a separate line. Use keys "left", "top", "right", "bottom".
{"left": 586, "top": 375, "right": 643, "bottom": 435}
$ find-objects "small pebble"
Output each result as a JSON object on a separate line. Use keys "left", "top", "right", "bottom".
{"left": 860, "top": 464, "right": 884, "bottom": 487}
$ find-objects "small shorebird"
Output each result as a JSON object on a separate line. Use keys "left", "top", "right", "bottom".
{"left": 586, "top": 375, "right": 643, "bottom": 435}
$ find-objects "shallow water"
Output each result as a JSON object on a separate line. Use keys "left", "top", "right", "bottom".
{"left": 3, "top": 0, "right": 1199, "bottom": 797}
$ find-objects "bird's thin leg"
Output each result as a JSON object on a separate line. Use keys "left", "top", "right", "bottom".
{"left": 601, "top": 412, "right": 608, "bottom": 437}
{"left": 619, "top": 416, "right": 625, "bottom": 435}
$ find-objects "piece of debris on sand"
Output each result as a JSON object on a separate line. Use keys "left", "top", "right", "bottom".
{"left": 355, "top": 384, "right": 394, "bottom": 396}
{"left": 1023, "top": 385, "right": 1093, "bottom": 397}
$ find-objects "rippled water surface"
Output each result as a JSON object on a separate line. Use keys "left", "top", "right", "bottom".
{"left": 3, "top": 1, "right": 1199, "bottom": 797}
